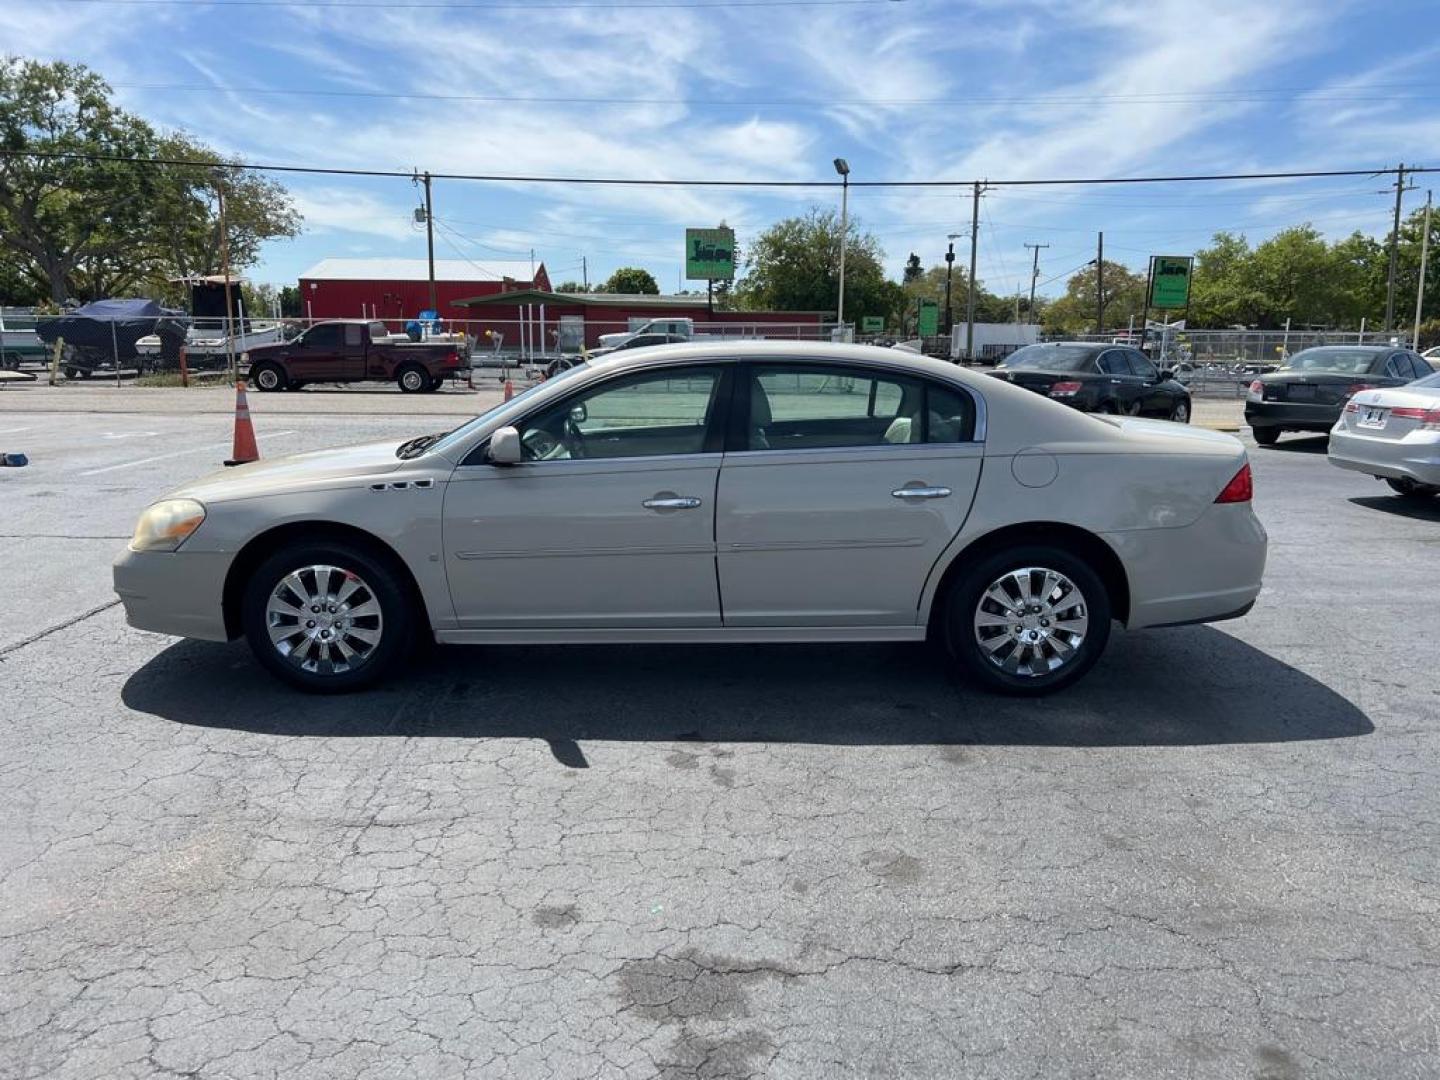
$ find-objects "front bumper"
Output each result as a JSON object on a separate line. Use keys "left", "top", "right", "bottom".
{"left": 112, "top": 547, "right": 233, "bottom": 641}
{"left": 1102, "top": 503, "right": 1268, "bottom": 630}
{"left": 1327, "top": 428, "right": 1440, "bottom": 486}
{"left": 1244, "top": 400, "right": 1343, "bottom": 431}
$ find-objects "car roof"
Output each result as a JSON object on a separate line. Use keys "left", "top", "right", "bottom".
{"left": 1022, "top": 341, "right": 1107, "bottom": 351}
{"left": 1291, "top": 345, "right": 1389, "bottom": 354}
{"left": 585, "top": 339, "right": 974, "bottom": 380}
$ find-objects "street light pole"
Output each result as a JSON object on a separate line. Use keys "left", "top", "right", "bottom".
{"left": 834, "top": 158, "right": 850, "bottom": 334}
{"left": 943, "top": 236, "right": 959, "bottom": 339}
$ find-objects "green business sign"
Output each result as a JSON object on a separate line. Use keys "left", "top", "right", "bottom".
{"left": 685, "top": 227, "right": 736, "bottom": 281}
{"left": 917, "top": 299, "right": 939, "bottom": 337}
{"left": 861, "top": 315, "right": 885, "bottom": 333}
{"left": 1149, "top": 255, "right": 1193, "bottom": 310}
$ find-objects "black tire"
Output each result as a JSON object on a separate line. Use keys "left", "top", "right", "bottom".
{"left": 63, "top": 367, "right": 79, "bottom": 380}
{"left": 252, "top": 363, "right": 287, "bottom": 392}
{"left": 75, "top": 367, "right": 91, "bottom": 379}
{"left": 1097, "top": 401, "right": 1119, "bottom": 415}
{"left": 944, "top": 544, "right": 1113, "bottom": 696}
{"left": 1252, "top": 426, "right": 1279, "bottom": 446}
{"left": 1385, "top": 477, "right": 1440, "bottom": 500}
{"left": 428, "top": 374, "right": 446, "bottom": 391}
{"left": 287, "top": 381, "right": 306, "bottom": 392}
{"left": 242, "top": 539, "right": 416, "bottom": 693}
{"left": 1170, "top": 397, "right": 1191, "bottom": 424}
{"left": 397, "top": 364, "right": 428, "bottom": 393}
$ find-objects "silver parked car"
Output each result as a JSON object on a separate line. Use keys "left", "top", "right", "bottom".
{"left": 1327, "top": 371, "right": 1440, "bottom": 500}
{"left": 113, "top": 342, "right": 1268, "bottom": 696}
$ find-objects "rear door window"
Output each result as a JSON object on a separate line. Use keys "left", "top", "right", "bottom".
{"left": 344, "top": 323, "right": 364, "bottom": 347}
{"left": 1098, "top": 350, "right": 1133, "bottom": 376}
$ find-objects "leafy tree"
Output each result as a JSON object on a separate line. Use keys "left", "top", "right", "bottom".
{"left": 903, "top": 252, "right": 923, "bottom": 284}
{"left": 733, "top": 207, "right": 896, "bottom": 324}
{"left": 0, "top": 58, "right": 300, "bottom": 303}
{"left": 0, "top": 58, "right": 162, "bottom": 302}
{"left": 599, "top": 267, "right": 659, "bottom": 294}
{"left": 277, "top": 285, "right": 302, "bottom": 317}
{"left": 1042, "top": 260, "right": 1145, "bottom": 334}
{"left": 554, "top": 280, "right": 591, "bottom": 293}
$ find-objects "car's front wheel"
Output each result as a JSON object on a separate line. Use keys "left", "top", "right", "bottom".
{"left": 1252, "top": 426, "right": 1279, "bottom": 446}
{"left": 1170, "top": 398, "right": 1191, "bottom": 424}
{"left": 252, "top": 363, "right": 287, "bottom": 392}
{"left": 241, "top": 540, "right": 415, "bottom": 692}
{"left": 945, "top": 544, "right": 1112, "bottom": 695}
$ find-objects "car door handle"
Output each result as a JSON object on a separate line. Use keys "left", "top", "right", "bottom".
{"left": 892, "top": 486, "right": 951, "bottom": 500}
{"left": 643, "top": 496, "right": 703, "bottom": 510}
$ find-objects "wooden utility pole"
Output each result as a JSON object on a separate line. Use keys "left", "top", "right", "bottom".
{"left": 423, "top": 172, "right": 437, "bottom": 313}
{"left": 1024, "top": 242, "right": 1049, "bottom": 317}
{"left": 1095, "top": 231, "right": 1105, "bottom": 335}
{"left": 217, "top": 171, "right": 237, "bottom": 381}
{"left": 1385, "top": 164, "right": 1408, "bottom": 332}
{"left": 1414, "top": 189, "right": 1432, "bottom": 349}
{"left": 964, "top": 181, "right": 984, "bottom": 362}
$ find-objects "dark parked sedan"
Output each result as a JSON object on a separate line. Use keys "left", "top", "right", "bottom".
{"left": 988, "top": 342, "right": 1191, "bottom": 422}
{"left": 1244, "top": 345, "right": 1435, "bottom": 445}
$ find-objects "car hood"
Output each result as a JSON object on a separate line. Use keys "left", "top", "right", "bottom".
{"left": 168, "top": 439, "right": 409, "bottom": 504}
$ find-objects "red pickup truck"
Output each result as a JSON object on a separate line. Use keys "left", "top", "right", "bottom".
{"left": 244, "top": 320, "right": 465, "bottom": 393}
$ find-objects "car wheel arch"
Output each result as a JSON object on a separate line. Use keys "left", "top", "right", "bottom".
{"left": 221, "top": 520, "right": 432, "bottom": 641}
{"left": 922, "top": 521, "right": 1132, "bottom": 637}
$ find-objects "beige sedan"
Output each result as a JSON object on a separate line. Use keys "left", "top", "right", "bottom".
{"left": 114, "top": 342, "right": 1267, "bottom": 695}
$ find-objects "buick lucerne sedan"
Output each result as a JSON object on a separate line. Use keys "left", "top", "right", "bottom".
{"left": 114, "top": 342, "right": 1268, "bottom": 696}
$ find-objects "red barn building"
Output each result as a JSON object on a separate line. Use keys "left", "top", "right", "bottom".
{"left": 297, "top": 258, "right": 550, "bottom": 323}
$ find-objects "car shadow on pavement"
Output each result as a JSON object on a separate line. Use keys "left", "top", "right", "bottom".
{"left": 1348, "top": 494, "right": 1440, "bottom": 522}
{"left": 123, "top": 625, "right": 1372, "bottom": 752}
{"left": 1261, "top": 435, "right": 1330, "bottom": 454}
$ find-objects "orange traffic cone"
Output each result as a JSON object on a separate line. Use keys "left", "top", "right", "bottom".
{"left": 223, "top": 380, "right": 260, "bottom": 466}
{"left": 503, "top": 379, "right": 514, "bottom": 401}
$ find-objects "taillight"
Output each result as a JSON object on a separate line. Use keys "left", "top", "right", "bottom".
{"left": 1049, "top": 381, "right": 1082, "bottom": 397}
{"left": 1343, "top": 400, "right": 1359, "bottom": 413}
{"left": 1246, "top": 379, "right": 1264, "bottom": 402}
{"left": 445, "top": 351, "right": 459, "bottom": 367}
{"left": 1215, "top": 462, "right": 1253, "bottom": 504}
{"left": 1392, "top": 405, "right": 1440, "bottom": 429}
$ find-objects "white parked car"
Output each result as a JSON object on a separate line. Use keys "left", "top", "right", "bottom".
{"left": 113, "top": 342, "right": 1267, "bottom": 695}
{"left": 1327, "top": 371, "right": 1440, "bottom": 500}
{"left": 596, "top": 318, "right": 694, "bottom": 350}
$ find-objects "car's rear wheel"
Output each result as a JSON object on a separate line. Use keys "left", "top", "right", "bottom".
{"left": 1252, "top": 426, "right": 1279, "bottom": 446}
{"left": 945, "top": 545, "right": 1112, "bottom": 696}
{"left": 1096, "top": 401, "right": 1119, "bottom": 415}
{"left": 241, "top": 540, "right": 415, "bottom": 692}
{"left": 397, "top": 364, "right": 428, "bottom": 393}
{"left": 1170, "top": 398, "right": 1191, "bottom": 424}
{"left": 252, "top": 363, "right": 287, "bottom": 392}
{"left": 1385, "top": 477, "right": 1440, "bottom": 500}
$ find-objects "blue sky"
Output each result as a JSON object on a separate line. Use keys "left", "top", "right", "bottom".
{"left": 6, "top": 0, "right": 1439, "bottom": 298}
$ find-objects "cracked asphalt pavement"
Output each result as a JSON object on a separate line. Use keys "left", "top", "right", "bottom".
{"left": 1, "top": 390, "right": 1437, "bottom": 1079}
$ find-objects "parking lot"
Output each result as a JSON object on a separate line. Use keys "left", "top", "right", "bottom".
{"left": 2, "top": 384, "right": 1437, "bottom": 1079}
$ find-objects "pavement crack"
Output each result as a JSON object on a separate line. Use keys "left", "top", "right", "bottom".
{"left": 0, "top": 599, "right": 122, "bottom": 657}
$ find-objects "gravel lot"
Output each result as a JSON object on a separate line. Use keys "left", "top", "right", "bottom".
{"left": 1, "top": 387, "right": 1435, "bottom": 1079}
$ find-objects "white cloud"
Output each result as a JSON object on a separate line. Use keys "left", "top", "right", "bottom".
{"left": 290, "top": 188, "right": 416, "bottom": 242}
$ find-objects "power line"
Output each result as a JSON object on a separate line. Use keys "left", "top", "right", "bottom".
{"left": 98, "top": 81, "right": 1440, "bottom": 110}
{"left": 50, "top": 0, "right": 892, "bottom": 8}
{"left": 2, "top": 148, "right": 1432, "bottom": 188}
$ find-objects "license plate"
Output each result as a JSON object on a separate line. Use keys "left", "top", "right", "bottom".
{"left": 1358, "top": 405, "right": 1388, "bottom": 429}
{"left": 1289, "top": 383, "right": 1317, "bottom": 400}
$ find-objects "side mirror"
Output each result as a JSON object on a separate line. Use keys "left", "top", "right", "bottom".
{"left": 569, "top": 403, "right": 588, "bottom": 424}
{"left": 488, "top": 426, "right": 522, "bottom": 465}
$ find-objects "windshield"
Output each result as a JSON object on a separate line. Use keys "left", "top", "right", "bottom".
{"left": 1001, "top": 345, "right": 1097, "bottom": 372}
{"left": 1281, "top": 348, "right": 1381, "bottom": 375}
{"left": 424, "top": 363, "right": 590, "bottom": 456}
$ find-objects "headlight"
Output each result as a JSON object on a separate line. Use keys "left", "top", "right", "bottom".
{"left": 129, "top": 499, "right": 206, "bottom": 552}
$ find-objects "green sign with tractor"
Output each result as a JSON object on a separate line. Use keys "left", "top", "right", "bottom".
{"left": 685, "top": 227, "right": 736, "bottom": 281}
{"left": 1149, "top": 255, "right": 1194, "bottom": 310}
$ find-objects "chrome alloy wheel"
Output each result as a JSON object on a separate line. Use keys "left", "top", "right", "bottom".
{"left": 255, "top": 366, "right": 281, "bottom": 390}
{"left": 400, "top": 368, "right": 426, "bottom": 391}
{"left": 972, "top": 567, "right": 1089, "bottom": 678}
{"left": 265, "top": 564, "right": 384, "bottom": 675}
